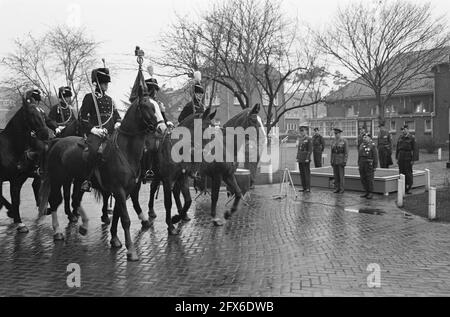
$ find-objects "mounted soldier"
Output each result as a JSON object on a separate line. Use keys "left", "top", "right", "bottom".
{"left": 79, "top": 67, "right": 122, "bottom": 192}
{"left": 178, "top": 71, "right": 205, "bottom": 124}
{"left": 48, "top": 86, "right": 77, "bottom": 136}
{"left": 17, "top": 89, "right": 58, "bottom": 176}
{"left": 142, "top": 71, "right": 174, "bottom": 182}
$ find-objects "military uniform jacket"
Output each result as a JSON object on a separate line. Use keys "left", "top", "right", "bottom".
{"left": 296, "top": 135, "right": 312, "bottom": 163}
{"left": 312, "top": 134, "right": 325, "bottom": 152}
{"left": 396, "top": 134, "right": 419, "bottom": 161}
{"left": 358, "top": 142, "right": 379, "bottom": 168}
{"left": 178, "top": 101, "right": 204, "bottom": 123}
{"left": 80, "top": 92, "right": 121, "bottom": 136}
{"left": 357, "top": 133, "right": 365, "bottom": 149}
{"left": 377, "top": 129, "right": 392, "bottom": 149}
{"left": 331, "top": 138, "right": 348, "bottom": 166}
{"left": 48, "top": 103, "right": 75, "bottom": 127}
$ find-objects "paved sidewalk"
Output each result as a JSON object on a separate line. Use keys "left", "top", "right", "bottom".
{"left": 0, "top": 181, "right": 449, "bottom": 297}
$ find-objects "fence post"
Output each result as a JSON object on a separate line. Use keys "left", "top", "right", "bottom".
{"left": 425, "top": 169, "right": 431, "bottom": 192}
{"left": 397, "top": 174, "right": 405, "bottom": 207}
{"left": 428, "top": 187, "right": 436, "bottom": 220}
{"left": 438, "top": 148, "right": 442, "bottom": 161}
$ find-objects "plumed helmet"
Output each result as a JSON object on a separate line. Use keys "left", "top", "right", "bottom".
{"left": 26, "top": 89, "right": 42, "bottom": 103}
{"left": 58, "top": 86, "right": 73, "bottom": 99}
{"left": 145, "top": 78, "right": 160, "bottom": 91}
{"left": 91, "top": 68, "right": 111, "bottom": 84}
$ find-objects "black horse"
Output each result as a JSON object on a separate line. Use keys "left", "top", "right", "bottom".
{"left": 0, "top": 98, "right": 50, "bottom": 233}
{"left": 39, "top": 79, "right": 166, "bottom": 261}
{"left": 144, "top": 103, "right": 265, "bottom": 226}
{"left": 131, "top": 107, "right": 217, "bottom": 234}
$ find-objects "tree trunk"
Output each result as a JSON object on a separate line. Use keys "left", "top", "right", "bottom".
{"left": 376, "top": 92, "right": 385, "bottom": 121}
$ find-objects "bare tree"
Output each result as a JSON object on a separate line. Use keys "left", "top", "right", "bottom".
{"left": 316, "top": 0, "right": 450, "bottom": 120}
{"left": 1, "top": 26, "right": 99, "bottom": 111}
{"left": 47, "top": 26, "right": 100, "bottom": 113}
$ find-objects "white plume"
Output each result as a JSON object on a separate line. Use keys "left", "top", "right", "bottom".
{"left": 147, "top": 65, "right": 154, "bottom": 76}
{"left": 193, "top": 70, "right": 202, "bottom": 82}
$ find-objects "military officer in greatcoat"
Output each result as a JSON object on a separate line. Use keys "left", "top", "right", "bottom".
{"left": 330, "top": 128, "right": 348, "bottom": 194}
{"left": 48, "top": 86, "right": 76, "bottom": 136}
{"left": 79, "top": 68, "right": 122, "bottom": 192}
{"left": 296, "top": 124, "right": 313, "bottom": 192}
{"left": 358, "top": 133, "right": 378, "bottom": 199}
{"left": 377, "top": 121, "right": 393, "bottom": 168}
{"left": 396, "top": 124, "right": 419, "bottom": 194}
{"left": 178, "top": 71, "right": 205, "bottom": 124}
{"left": 357, "top": 126, "right": 366, "bottom": 149}
{"left": 312, "top": 127, "right": 325, "bottom": 168}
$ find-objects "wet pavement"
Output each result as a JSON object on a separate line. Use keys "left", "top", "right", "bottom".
{"left": 1, "top": 181, "right": 450, "bottom": 297}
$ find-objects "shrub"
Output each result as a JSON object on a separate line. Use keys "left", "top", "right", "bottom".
{"left": 417, "top": 136, "right": 439, "bottom": 154}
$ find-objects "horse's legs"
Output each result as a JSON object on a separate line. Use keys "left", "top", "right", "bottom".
{"left": 210, "top": 175, "right": 223, "bottom": 225}
{"left": 173, "top": 181, "right": 183, "bottom": 214}
{"left": 163, "top": 179, "right": 178, "bottom": 235}
{"left": 131, "top": 182, "right": 151, "bottom": 229}
{"left": 71, "top": 179, "right": 83, "bottom": 218}
{"left": 63, "top": 181, "right": 77, "bottom": 223}
{"left": 116, "top": 188, "right": 139, "bottom": 261}
{"left": 110, "top": 197, "right": 122, "bottom": 249}
{"left": 178, "top": 176, "right": 192, "bottom": 222}
{"left": 101, "top": 192, "right": 111, "bottom": 225}
{"left": 32, "top": 177, "right": 40, "bottom": 208}
{"left": 223, "top": 174, "right": 242, "bottom": 220}
{"left": 148, "top": 180, "right": 159, "bottom": 219}
{"left": 0, "top": 182, "right": 12, "bottom": 213}
{"left": 10, "top": 178, "right": 28, "bottom": 233}
{"left": 49, "top": 184, "right": 64, "bottom": 240}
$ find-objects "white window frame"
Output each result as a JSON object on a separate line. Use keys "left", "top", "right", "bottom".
{"left": 424, "top": 119, "right": 433, "bottom": 133}
{"left": 389, "top": 120, "right": 397, "bottom": 133}
{"left": 404, "top": 120, "right": 416, "bottom": 132}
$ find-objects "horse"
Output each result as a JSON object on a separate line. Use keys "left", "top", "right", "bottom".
{"left": 0, "top": 97, "right": 50, "bottom": 233}
{"left": 141, "top": 103, "right": 265, "bottom": 226}
{"left": 38, "top": 85, "right": 166, "bottom": 261}
{"left": 130, "top": 107, "right": 217, "bottom": 235}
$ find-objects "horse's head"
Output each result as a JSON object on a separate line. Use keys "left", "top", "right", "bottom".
{"left": 180, "top": 107, "right": 217, "bottom": 132}
{"left": 132, "top": 92, "right": 167, "bottom": 135}
{"left": 225, "top": 103, "right": 266, "bottom": 138}
{"left": 22, "top": 91, "right": 50, "bottom": 141}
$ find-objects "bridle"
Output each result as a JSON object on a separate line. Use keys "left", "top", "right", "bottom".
{"left": 117, "top": 98, "right": 164, "bottom": 137}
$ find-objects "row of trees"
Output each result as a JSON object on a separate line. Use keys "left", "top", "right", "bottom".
{"left": 1, "top": 26, "right": 99, "bottom": 110}
{"left": 153, "top": 0, "right": 449, "bottom": 131}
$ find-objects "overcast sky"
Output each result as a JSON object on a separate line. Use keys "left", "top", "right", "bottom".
{"left": 1, "top": 0, "right": 449, "bottom": 104}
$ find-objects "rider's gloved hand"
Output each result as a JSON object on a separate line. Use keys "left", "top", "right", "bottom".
{"left": 114, "top": 122, "right": 121, "bottom": 130}
{"left": 91, "top": 127, "right": 106, "bottom": 138}
{"left": 166, "top": 121, "right": 175, "bottom": 128}
{"left": 55, "top": 126, "right": 64, "bottom": 134}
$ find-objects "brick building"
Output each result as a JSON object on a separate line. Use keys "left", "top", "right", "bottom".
{"left": 309, "top": 55, "right": 450, "bottom": 147}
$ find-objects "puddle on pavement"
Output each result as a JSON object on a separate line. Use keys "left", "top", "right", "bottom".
{"left": 345, "top": 208, "right": 386, "bottom": 216}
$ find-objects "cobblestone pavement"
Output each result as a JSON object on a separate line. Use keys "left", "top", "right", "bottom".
{"left": 1, "top": 181, "right": 450, "bottom": 297}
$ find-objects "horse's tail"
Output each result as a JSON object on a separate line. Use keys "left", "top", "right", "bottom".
{"left": 38, "top": 176, "right": 51, "bottom": 217}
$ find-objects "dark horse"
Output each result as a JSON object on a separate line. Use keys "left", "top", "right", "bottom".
{"left": 39, "top": 79, "right": 166, "bottom": 261}
{"left": 130, "top": 107, "right": 217, "bottom": 235}
{"left": 0, "top": 98, "right": 50, "bottom": 233}
{"left": 144, "top": 103, "right": 265, "bottom": 226}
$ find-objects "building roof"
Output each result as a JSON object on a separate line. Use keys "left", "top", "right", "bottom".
{"left": 326, "top": 48, "right": 450, "bottom": 102}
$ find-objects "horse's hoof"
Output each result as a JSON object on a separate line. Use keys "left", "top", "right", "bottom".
{"left": 127, "top": 252, "right": 140, "bottom": 262}
{"left": 17, "top": 226, "right": 29, "bottom": 234}
{"left": 53, "top": 233, "right": 65, "bottom": 241}
{"left": 110, "top": 238, "right": 122, "bottom": 249}
{"left": 68, "top": 215, "right": 79, "bottom": 224}
{"left": 148, "top": 210, "right": 157, "bottom": 219}
{"left": 172, "top": 214, "right": 182, "bottom": 224}
{"left": 212, "top": 218, "right": 225, "bottom": 226}
{"left": 7, "top": 211, "right": 14, "bottom": 219}
{"left": 141, "top": 220, "right": 152, "bottom": 230}
{"left": 78, "top": 226, "right": 88, "bottom": 236}
{"left": 181, "top": 215, "right": 191, "bottom": 222}
{"left": 107, "top": 208, "right": 113, "bottom": 215}
{"left": 101, "top": 215, "right": 111, "bottom": 225}
{"left": 167, "top": 227, "right": 180, "bottom": 236}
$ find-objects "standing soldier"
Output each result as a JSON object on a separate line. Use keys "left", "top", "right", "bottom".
{"left": 178, "top": 71, "right": 205, "bottom": 123}
{"left": 396, "top": 124, "right": 419, "bottom": 194}
{"left": 312, "top": 127, "right": 325, "bottom": 168}
{"left": 377, "top": 121, "right": 393, "bottom": 168}
{"left": 331, "top": 128, "right": 348, "bottom": 194}
{"left": 357, "top": 126, "right": 366, "bottom": 149}
{"left": 48, "top": 86, "right": 76, "bottom": 136}
{"left": 79, "top": 67, "right": 122, "bottom": 192}
{"left": 358, "top": 133, "right": 378, "bottom": 199}
{"left": 296, "top": 124, "right": 312, "bottom": 193}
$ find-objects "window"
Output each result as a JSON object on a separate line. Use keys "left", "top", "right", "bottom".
{"left": 205, "top": 86, "right": 221, "bottom": 106}
{"left": 233, "top": 96, "right": 240, "bottom": 106}
{"left": 404, "top": 120, "right": 416, "bottom": 132}
{"left": 262, "top": 91, "right": 279, "bottom": 107}
{"left": 390, "top": 120, "right": 397, "bottom": 133}
{"left": 425, "top": 119, "right": 432, "bottom": 133}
